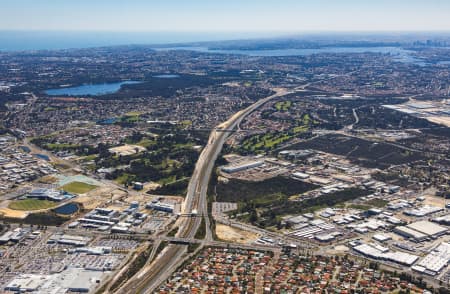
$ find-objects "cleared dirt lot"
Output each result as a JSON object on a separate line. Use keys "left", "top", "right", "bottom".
{"left": 216, "top": 223, "right": 259, "bottom": 244}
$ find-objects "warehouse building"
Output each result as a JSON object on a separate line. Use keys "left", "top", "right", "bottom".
{"left": 404, "top": 205, "right": 444, "bottom": 217}
{"left": 221, "top": 160, "right": 264, "bottom": 173}
{"left": 432, "top": 214, "right": 450, "bottom": 225}
{"left": 412, "top": 242, "right": 450, "bottom": 276}
{"left": 373, "top": 234, "right": 392, "bottom": 243}
{"left": 394, "top": 220, "right": 447, "bottom": 242}
{"left": 353, "top": 243, "right": 419, "bottom": 266}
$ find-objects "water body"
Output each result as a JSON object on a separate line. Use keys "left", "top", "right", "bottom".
{"left": 98, "top": 118, "right": 118, "bottom": 125}
{"left": 33, "top": 153, "right": 50, "bottom": 161}
{"left": 155, "top": 46, "right": 411, "bottom": 56}
{"left": 154, "top": 46, "right": 426, "bottom": 65}
{"left": 45, "top": 81, "right": 141, "bottom": 96}
{"left": 54, "top": 203, "right": 79, "bottom": 215}
{"left": 19, "top": 146, "right": 31, "bottom": 153}
{"left": 0, "top": 31, "right": 278, "bottom": 52}
{"left": 153, "top": 74, "right": 180, "bottom": 78}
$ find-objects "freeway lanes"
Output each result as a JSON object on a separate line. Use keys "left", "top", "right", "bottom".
{"left": 117, "top": 88, "right": 291, "bottom": 293}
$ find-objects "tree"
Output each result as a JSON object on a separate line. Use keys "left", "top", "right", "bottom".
{"left": 249, "top": 210, "right": 258, "bottom": 224}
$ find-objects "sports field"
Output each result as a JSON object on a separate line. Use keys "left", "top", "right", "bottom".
{"left": 60, "top": 181, "right": 98, "bottom": 194}
{"left": 8, "top": 199, "right": 57, "bottom": 211}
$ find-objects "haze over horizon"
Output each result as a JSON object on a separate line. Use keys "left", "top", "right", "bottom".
{"left": 1, "top": 0, "right": 450, "bottom": 33}
{"left": 1, "top": 1, "right": 450, "bottom": 51}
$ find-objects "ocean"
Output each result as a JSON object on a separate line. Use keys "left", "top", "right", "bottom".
{"left": 0, "top": 31, "right": 275, "bottom": 52}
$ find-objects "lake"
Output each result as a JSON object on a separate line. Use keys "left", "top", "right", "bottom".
{"left": 153, "top": 74, "right": 180, "bottom": 78}
{"left": 45, "top": 81, "right": 141, "bottom": 96}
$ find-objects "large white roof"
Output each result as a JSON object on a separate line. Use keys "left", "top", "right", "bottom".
{"left": 407, "top": 220, "right": 447, "bottom": 236}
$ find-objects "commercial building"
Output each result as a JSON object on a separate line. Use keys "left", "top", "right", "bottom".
{"left": 81, "top": 208, "right": 121, "bottom": 226}
{"left": 0, "top": 228, "right": 29, "bottom": 244}
{"left": 5, "top": 268, "right": 105, "bottom": 293}
{"left": 48, "top": 234, "right": 91, "bottom": 247}
{"left": 27, "top": 188, "right": 72, "bottom": 201}
{"left": 353, "top": 243, "right": 419, "bottom": 266}
{"left": 146, "top": 200, "right": 175, "bottom": 213}
{"left": 5, "top": 274, "right": 49, "bottom": 292}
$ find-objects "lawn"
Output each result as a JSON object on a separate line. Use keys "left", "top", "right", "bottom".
{"left": 115, "top": 173, "right": 135, "bottom": 185}
{"left": 60, "top": 181, "right": 97, "bottom": 194}
{"left": 365, "top": 198, "right": 389, "bottom": 208}
{"left": 80, "top": 154, "right": 97, "bottom": 162}
{"left": 9, "top": 199, "right": 57, "bottom": 211}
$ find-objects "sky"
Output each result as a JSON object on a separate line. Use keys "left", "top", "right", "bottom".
{"left": 0, "top": 0, "right": 450, "bottom": 33}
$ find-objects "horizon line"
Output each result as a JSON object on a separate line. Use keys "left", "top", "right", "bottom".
{"left": 2, "top": 29, "right": 450, "bottom": 34}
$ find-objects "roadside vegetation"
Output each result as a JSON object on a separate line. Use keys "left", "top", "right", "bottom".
{"left": 109, "top": 243, "right": 153, "bottom": 292}
{"left": 194, "top": 218, "right": 206, "bottom": 239}
{"left": 167, "top": 227, "right": 179, "bottom": 237}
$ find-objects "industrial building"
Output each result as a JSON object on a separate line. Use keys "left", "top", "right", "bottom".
{"left": 288, "top": 219, "right": 339, "bottom": 241}
{"left": 412, "top": 242, "right": 450, "bottom": 276}
{"left": 221, "top": 160, "right": 264, "bottom": 173}
{"left": 353, "top": 243, "right": 419, "bottom": 266}
{"left": 279, "top": 149, "right": 314, "bottom": 160}
{"left": 433, "top": 214, "right": 450, "bottom": 225}
{"left": 133, "top": 182, "right": 144, "bottom": 190}
{"left": 394, "top": 221, "right": 448, "bottom": 242}
{"left": 373, "top": 234, "right": 392, "bottom": 242}
{"left": 291, "top": 171, "right": 309, "bottom": 180}
{"left": 403, "top": 205, "right": 444, "bottom": 217}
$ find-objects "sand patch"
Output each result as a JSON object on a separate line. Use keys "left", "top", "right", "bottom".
{"left": 0, "top": 208, "right": 28, "bottom": 219}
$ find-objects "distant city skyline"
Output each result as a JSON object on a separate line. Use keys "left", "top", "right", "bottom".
{"left": 1, "top": 0, "right": 450, "bottom": 32}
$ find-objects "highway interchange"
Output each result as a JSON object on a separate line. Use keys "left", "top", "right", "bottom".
{"left": 116, "top": 88, "right": 294, "bottom": 293}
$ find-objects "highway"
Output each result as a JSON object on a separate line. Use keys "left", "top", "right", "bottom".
{"left": 116, "top": 88, "right": 291, "bottom": 293}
